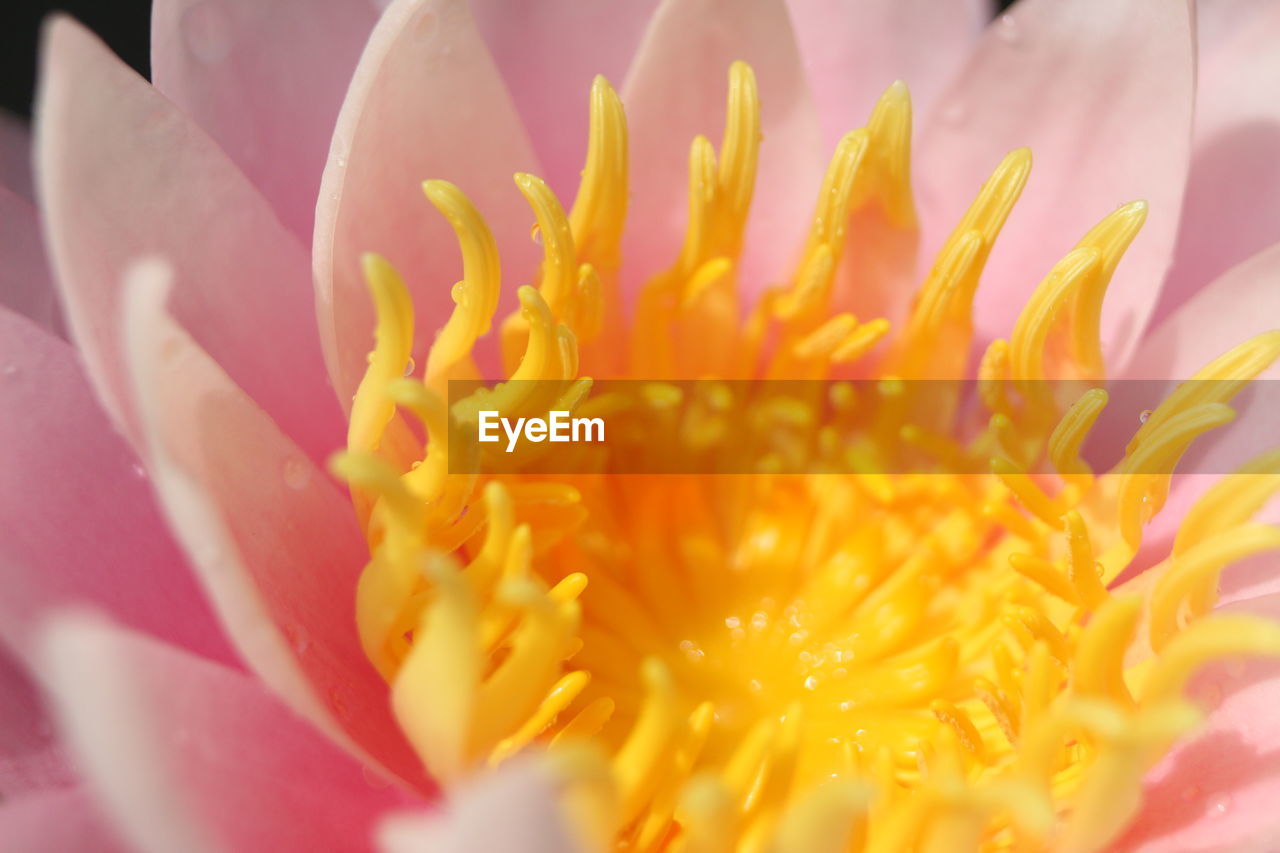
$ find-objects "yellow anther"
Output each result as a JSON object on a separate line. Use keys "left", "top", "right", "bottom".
{"left": 347, "top": 253, "right": 414, "bottom": 456}
{"left": 489, "top": 670, "right": 592, "bottom": 764}
{"left": 1063, "top": 510, "right": 1108, "bottom": 609}
{"left": 991, "top": 457, "right": 1064, "bottom": 527}
{"left": 1008, "top": 553, "right": 1078, "bottom": 603}
{"left": 568, "top": 75, "right": 628, "bottom": 272}
{"left": 1009, "top": 246, "right": 1100, "bottom": 385}
{"left": 1067, "top": 201, "right": 1147, "bottom": 377}
{"left": 1049, "top": 388, "right": 1108, "bottom": 478}
{"left": 1116, "top": 402, "right": 1236, "bottom": 551}
{"left": 421, "top": 180, "right": 502, "bottom": 381}
{"left": 1174, "top": 450, "right": 1280, "bottom": 556}
{"left": 1073, "top": 595, "right": 1141, "bottom": 707}
{"left": 717, "top": 61, "right": 761, "bottom": 246}
{"left": 613, "top": 658, "right": 682, "bottom": 825}
{"left": 390, "top": 554, "right": 479, "bottom": 782}
{"left": 1142, "top": 614, "right": 1280, "bottom": 705}
{"left": 930, "top": 699, "right": 986, "bottom": 760}
{"left": 797, "top": 129, "right": 869, "bottom": 273}
{"left": 1149, "top": 525, "right": 1280, "bottom": 651}
{"left": 1128, "top": 330, "right": 1280, "bottom": 455}
{"left": 863, "top": 81, "right": 916, "bottom": 229}
{"left": 515, "top": 172, "right": 577, "bottom": 320}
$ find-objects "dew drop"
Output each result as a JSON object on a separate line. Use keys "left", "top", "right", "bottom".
{"left": 130, "top": 462, "right": 148, "bottom": 480}
{"left": 724, "top": 616, "right": 741, "bottom": 630}
{"left": 996, "top": 14, "right": 1021, "bottom": 45}
{"left": 182, "top": 2, "right": 234, "bottom": 64}
{"left": 282, "top": 456, "right": 311, "bottom": 490}
{"left": 1207, "top": 793, "right": 1232, "bottom": 817}
{"left": 750, "top": 611, "right": 769, "bottom": 631}
{"left": 530, "top": 223, "right": 543, "bottom": 245}
{"left": 403, "top": 356, "right": 416, "bottom": 377}
{"left": 1139, "top": 408, "right": 1153, "bottom": 423}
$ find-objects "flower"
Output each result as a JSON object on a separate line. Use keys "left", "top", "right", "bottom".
{"left": 2, "top": 0, "right": 1280, "bottom": 851}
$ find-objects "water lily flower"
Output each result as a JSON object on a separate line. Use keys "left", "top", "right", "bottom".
{"left": 3, "top": 0, "right": 1280, "bottom": 850}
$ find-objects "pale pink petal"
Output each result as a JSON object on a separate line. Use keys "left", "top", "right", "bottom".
{"left": 1123, "top": 241, "right": 1280, "bottom": 381}
{"left": 786, "top": 0, "right": 988, "bottom": 148}
{"left": 620, "top": 0, "right": 825, "bottom": 303}
{"left": 1119, "top": 593, "right": 1280, "bottom": 852}
{"left": 0, "top": 185, "right": 58, "bottom": 332}
{"left": 470, "top": 0, "right": 659, "bottom": 200}
{"left": 379, "top": 760, "right": 577, "bottom": 853}
{"left": 0, "top": 305, "right": 235, "bottom": 667}
{"left": 314, "top": 0, "right": 542, "bottom": 405}
{"left": 0, "top": 646, "right": 73, "bottom": 798}
{"left": 0, "top": 111, "right": 35, "bottom": 202}
{"left": 916, "top": 0, "right": 1195, "bottom": 369}
{"left": 35, "top": 16, "right": 341, "bottom": 462}
{"left": 151, "top": 0, "right": 380, "bottom": 240}
{"left": 0, "top": 788, "right": 126, "bottom": 853}
{"left": 38, "top": 612, "right": 408, "bottom": 853}
{"left": 1153, "top": 0, "right": 1280, "bottom": 326}
{"left": 121, "top": 261, "right": 429, "bottom": 790}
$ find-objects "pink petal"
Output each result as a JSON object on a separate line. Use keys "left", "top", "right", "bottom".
{"left": 1152, "top": 0, "right": 1280, "bottom": 327}
{"left": 0, "top": 787, "right": 127, "bottom": 853}
{"left": 785, "top": 0, "right": 988, "bottom": 149}
{"left": 916, "top": 0, "right": 1195, "bottom": 369}
{"left": 0, "top": 305, "right": 235, "bottom": 667}
{"left": 150, "top": 0, "right": 380, "bottom": 240}
{"left": 1122, "top": 241, "right": 1280, "bottom": 381}
{"left": 34, "top": 16, "right": 342, "bottom": 462}
{"left": 1120, "top": 593, "right": 1280, "bottom": 852}
{"left": 121, "top": 261, "right": 430, "bottom": 791}
{"left": 0, "top": 110, "right": 34, "bottom": 202}
{"left": 379, "top": 760, "right": 576, "bottom": 853}
{"left": 38, "top": 612, "right": 409, "bottom": 853}
{"left": 314, "top": 0, "right": 542, "bottom": 404}
{"left": 0, "top": 646, "right": 73, "bottom": 799}
{"left": 470, "top": 0, "right": 659, "bottom": 201}
{"left": 0, "top": 186, "right": 59, "bottom": 332}
{"left": 619, "top": 0, "right": 825, "bottom": 305}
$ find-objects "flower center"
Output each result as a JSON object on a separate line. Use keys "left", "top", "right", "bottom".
{"left": 332, "top": 65, "right": 1280, "bottom": 851}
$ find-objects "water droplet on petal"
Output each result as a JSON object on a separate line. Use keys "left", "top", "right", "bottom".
{"left": 1207, "top": 793, "right": 1232, "bottom": 817}
{"left": 283, "top": 457, "right": 311, "bottom": 490}
{"left": 130, "top": 462, "right": 148, "bottom": 480}
{"left": 1139, "top": 409, "right": 1153, "bottom": 423}
{"left": 530, "top": 223, "right": 543, "bottom": 245}
{"left": 182, "top": 2, "right": 234, "bottom": 64}
{"left": 996, "top": 14, "right": 1021, "bottom": 44}
{"left": 403, "top": 356, "right": 416, "bottom": 377}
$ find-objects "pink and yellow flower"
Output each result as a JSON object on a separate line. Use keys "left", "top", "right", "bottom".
{"left": 2, "top": 0, "right": 1280, "bottom": 851}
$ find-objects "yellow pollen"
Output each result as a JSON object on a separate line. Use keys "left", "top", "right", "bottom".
{"left": 330, "top": 64, "right": 1280, "bottom": 852}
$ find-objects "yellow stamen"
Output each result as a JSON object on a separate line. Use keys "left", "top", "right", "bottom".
{"left": 329, "top": 65, "right": 1280, "bottom": 853}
